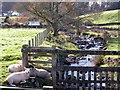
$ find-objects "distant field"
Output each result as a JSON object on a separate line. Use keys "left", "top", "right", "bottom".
{"left": 78, "top": 9, "right": 119, "bottom": 24}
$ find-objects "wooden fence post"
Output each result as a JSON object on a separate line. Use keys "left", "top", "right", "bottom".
{"left": 32, "top": 38, "right": 34, "bottom": 47}
{"left": 22, "top": 44, "right": 29, "bottom": 68}
{"left": 28, "top": 40, "right": 31, "bottom": 47}
{"left": 52, "top": 46, "right": 57, "bottom": 88}
{"left": 37, "top": 34, "right": 39, "bottom": 46}
{"left": 117, "top": 70, "right": 120, "bottom": 89}
{"left": 27, "top": 29, "right": 48, "bottom": 47}
{"left": 39, "top": 33, "right": 42, "bottom": 45}
{"left": 35, "top": 36, "right": 37, "bottom": 46}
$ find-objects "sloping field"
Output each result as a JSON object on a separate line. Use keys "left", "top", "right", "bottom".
{"left": 78, "top": 9, "right": 119, "bottom": 24}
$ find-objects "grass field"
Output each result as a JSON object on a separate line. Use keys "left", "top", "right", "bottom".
{"left": 0, "top": 28, "right": 45, "bottom": 61}
{"left": 0, "top": 9, "right": 119, "bottom": 86}
{"left": 0, "top": 28, "right": 79, "bottom": 84}
{"left": 78, "top": 9, "right": 120, "bottom": 24}
{"left": 0, "top": 28, "right": 45, "bottom": 84}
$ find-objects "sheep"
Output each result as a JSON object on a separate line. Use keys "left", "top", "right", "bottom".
{"left": 6, "top": 68, "right": 30, "bottom": 86}
{"left": 28, "top": 66, "right": 50, "bottom": 79}
{"left": 8, "top": 62, "right": 24, "bottom": 73}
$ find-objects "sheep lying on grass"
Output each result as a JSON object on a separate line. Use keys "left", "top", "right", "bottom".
{"left": 8, "top": 62, "right": 24, "bottom": 73}
{"left": 6, "top": 68, "right": 30, "bottom": 86}
{"left": 28, "top": 65, "right": 51, "bottom": 79}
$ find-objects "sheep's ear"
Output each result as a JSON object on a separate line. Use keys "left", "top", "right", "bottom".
{"left": 29, "top": 65, "right": 34, "bottom": 68}
{"left": 24, "top": 67, "right": 28, "bottom": 70}
{"left": 24, "top": 67, "right": 26, "bottom": 70}
{"left": 20, "top": 64, "right": 22, "bottom": 67}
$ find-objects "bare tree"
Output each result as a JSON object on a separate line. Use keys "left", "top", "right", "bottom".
{"left": 23, "top": 2, "right": 83, "bottom": 36}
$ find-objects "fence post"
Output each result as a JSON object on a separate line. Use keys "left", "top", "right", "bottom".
{"left": 39, "top": 33, "right": 42, "bottom": 45}
{"left": 28, "top": 40, "right": 31, "bottom": 47}
{"left": 52, "top": 46, "right": 57, "bottom": 88}
{"left": 37, "top": 34, "right": 39, "bottom": 46}
{"left": 21, "top": 44, "right": 29, "bottom": 68}
{"left": 41, "top": 32, "right": 44, "bottom": 44}
{"left": 43, "top": 30, "right": 45, "bottom": 41}
{"left": 117, "top": 70, "right": 120, "bottom": 89}
{"left": 27, "top": 29, "right": 48, "bottom": 47}
{"left": 32, "top": 38, "right": 34, "bottom": 47}
{"left": 35, "top": 36, "right": 37, "bottom": 46}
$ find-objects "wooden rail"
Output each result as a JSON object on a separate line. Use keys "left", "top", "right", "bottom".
{"left": 21, "top": 45, "right": 120, "bottom": 55}
{"left": 0, "top": 86, "right": 42, "bottom": 90}
{"left": 21, "top": 45, "right": 120, "bottom": 89}
{"left": 54, "top": 66, "right": 120, "bottom": 89}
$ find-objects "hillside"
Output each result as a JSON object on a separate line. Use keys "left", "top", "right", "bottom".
{"left": 78, "top": 9, "right": 120, "bottom": 24}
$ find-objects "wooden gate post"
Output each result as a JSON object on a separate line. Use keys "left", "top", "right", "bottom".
{"left": 52, "top": 46, "right": 57, "bottom": 88}
{"left": 117, "top": 69, "right": 120, "bottom": 89}
{"left": 21, "top": 44, "right": 29, "bottom": 68}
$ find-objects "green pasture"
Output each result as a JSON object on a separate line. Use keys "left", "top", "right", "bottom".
{"left": 0, "top": 9, "right": 119, "bottom": 86}
{"left": 78, "top": 9, "right": 119, "bottom": 24}
{"left": 0, "top": 28, "right": 45, "bottom": 84}
{"left": 0, "top": 28, "right": 79, "bottom": 84}
{"left": 0, "top": 28, "right": 45, "bottom": 61}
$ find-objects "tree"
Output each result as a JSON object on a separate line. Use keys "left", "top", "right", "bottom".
{"left": 74, "top": 2, "right": 89, "bottom": 15}
{"left": 90, "top": 2, "right": 100, "bottom": 13}
{"left": 23, "top": 2, "right": 83, "bottom": 36}
{"left": 107, "top": 2, "right": 120, "bottom": 10}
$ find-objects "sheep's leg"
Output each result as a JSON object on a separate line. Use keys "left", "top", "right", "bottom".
{"left": 21, "top": 80, "right": 27, "bottom": 83}
{"left": 10, "top": 84, "right": 16, "bottom": 87}
{"left": 9, "top": 82, "right": 16, "bottom": 87}
{"left": 8, "top": 79, "right": 16, "bottom": 87}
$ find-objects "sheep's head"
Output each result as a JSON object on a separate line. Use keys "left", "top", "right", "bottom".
{"left": 24, "top": 67, "right": 31, "bottom": 77}
{"left": 19, "top": 64, "right": 23, "bottom": 68}
{"left": 26, "top": 65, "right": 36, "bottom": 76}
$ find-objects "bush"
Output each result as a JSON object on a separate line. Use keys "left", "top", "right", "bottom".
{"left": 93, "top": 55, "right": 104, "bottom": 66}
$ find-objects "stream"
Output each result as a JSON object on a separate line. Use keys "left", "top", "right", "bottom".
{"left": 63, "top": 34, "right": 106, "bottom": 88}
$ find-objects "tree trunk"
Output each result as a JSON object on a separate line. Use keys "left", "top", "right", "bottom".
{"left": 53, "top": 29, "right": 58, "bottom": 36}
{"left": 52, "top": 23, "right": 59, "bottom": 36}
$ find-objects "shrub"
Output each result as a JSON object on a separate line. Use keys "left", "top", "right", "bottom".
{"left": 93, "top": 55, "right": 104, "bottom": 66}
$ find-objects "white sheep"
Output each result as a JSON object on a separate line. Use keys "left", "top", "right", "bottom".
{"left": 8, "top": 62, "right": 24, "bottom": 73}
{"left": 29, "top": 66, "right": 50, "bottom": 79}
{"left": 6, "top": 68, "right": 30, "bottom": 86}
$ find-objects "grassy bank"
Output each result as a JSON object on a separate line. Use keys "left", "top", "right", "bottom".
{"left": 78, "top": 9, "right": 119, "bottom": 24}
{"left": 101, "top": 35, "right": 119, "bottom": 67}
